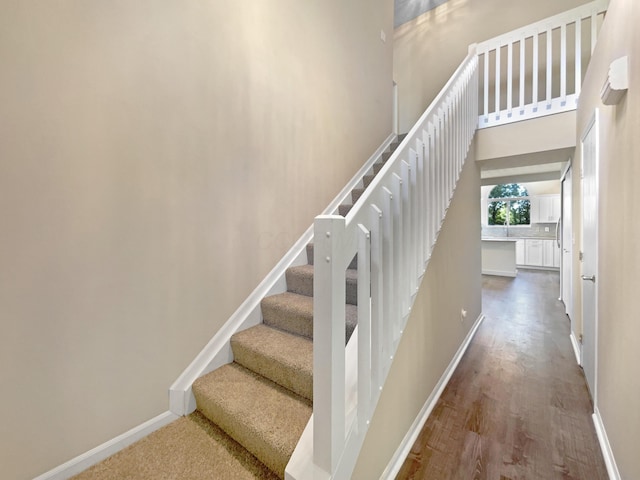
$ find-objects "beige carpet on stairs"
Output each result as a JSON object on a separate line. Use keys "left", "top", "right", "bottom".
{"left": 70, "top": 411, "right": 279, "bottom": 480}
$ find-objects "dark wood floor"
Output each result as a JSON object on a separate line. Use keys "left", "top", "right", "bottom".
{"left": 396, "top": 270, "right": 608, "bottom": 480}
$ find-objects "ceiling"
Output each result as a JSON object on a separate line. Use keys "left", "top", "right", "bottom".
{"left": 394, "top": 0, "right": 449, "bottom": 28}
{"left": 478, "top": 147, "right": 574, "bottom": 186}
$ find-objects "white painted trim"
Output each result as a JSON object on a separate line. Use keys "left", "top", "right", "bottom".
{"left": 33, "top": 411, "right": 179, "bottom": 480}
{"left": 481, "top": 269, "right": 517, "bottom": 277}
{"left": 593, "top": 407, "right": 622, "bottom": 480}
{"left": 580, "top": 108, "right": 600, "bottom": 409}
{"left": 381, "top": 314, "right": 485, "bottom": 479}
{"left": 169, "top": 133, "right": 397, "bottom": 416}
{"left": 570, "top": 331, "right": 582, "bottom": 365}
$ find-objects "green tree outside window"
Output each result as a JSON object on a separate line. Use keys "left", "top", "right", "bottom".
{"left": 488, "top": 184, "right": 530, "bottom": 226}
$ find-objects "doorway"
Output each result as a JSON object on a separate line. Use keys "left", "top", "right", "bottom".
{"left": 561, "top": 165, "right": 574, "bottom": 328}
{"left": 580, "top": 110, "right": 599, "bottom": 405}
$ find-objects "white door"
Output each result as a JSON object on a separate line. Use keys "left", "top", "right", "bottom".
{"left": 561, "top": 166, "right": 573, "bottom": 319}
{"left": 581, "top": 111, "right": 599, "bottom": 405}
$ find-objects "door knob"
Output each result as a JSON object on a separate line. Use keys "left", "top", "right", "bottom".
{"left": 581, "top": 274, "right": 596, "bottom": 282}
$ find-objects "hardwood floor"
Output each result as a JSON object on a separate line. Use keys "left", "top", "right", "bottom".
{"left": 396, "top": 270, "right": 608, "bottom": 480}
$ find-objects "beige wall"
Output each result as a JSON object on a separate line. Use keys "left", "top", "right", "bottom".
{"left": 352, "top": 145, "right": 482, "bottom": 478}
{"left": 394, "top": 0, "right": 593, "bottom": 133}
{"left": 0, "top": 1, "right": 394, "bottom": 478}
{"left": 572, "top": 0, "right": 640, "bottom": 477}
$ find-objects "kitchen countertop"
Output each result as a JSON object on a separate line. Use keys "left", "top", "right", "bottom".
{"left": 481, "top": 238, "right": 518, "bottom": 242}
{"left": 482, "top": 236, "right": 556, "bottom": 240}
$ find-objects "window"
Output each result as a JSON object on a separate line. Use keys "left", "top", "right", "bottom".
{"left": 487, "top": 184, "right": 530, "bottom": 226}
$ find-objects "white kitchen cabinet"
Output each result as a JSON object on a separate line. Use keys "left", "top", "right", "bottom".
{"left": 523, "top": 238, "right": 560, "bottom": 269}
{"left": 525, "top": 239, "right": 543, "bottom": 266}
{"left": 531, "top": 195, "right": 561, "bottom": 223}
{"left": 515, "top": 239, "right": 525, "bottom": 265}
{"left": 553, "top": 240, "right": 561, "bottom": 267}
{"left": 542, "top": 240, "right": 555, "bottom": 267}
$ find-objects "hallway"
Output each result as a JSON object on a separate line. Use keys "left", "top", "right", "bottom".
{"left": 396, "top": 270, "right": 608, "bottom": 479}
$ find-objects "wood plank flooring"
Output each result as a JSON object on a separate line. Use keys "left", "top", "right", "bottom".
{"left": 396, "top": 270, "right": 608, "bottom": 480}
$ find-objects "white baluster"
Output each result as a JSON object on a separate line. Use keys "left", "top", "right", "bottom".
{"left": 560, "top": 23, "right": 567, "bottom": 104}
{"left": 533, "top": 33, "right": 539, "bottom": 111}
{"left": 369, "top": 204, "right": 383, "bottom": 394}
{"left": 507, "top": 41, "right": 513, "bottom": 116}
{"left": 546, "top": 27, "right": 552, "bottom": 108}
{"left": 483, "top": 50, "right": 489, "bottom": 122}
{"left": 519, "top": 39, "right": 525, "bottom": 114}
{"left": 381, "top": 187, "right": 394, "bottom": 378}
{"left": 495, "top": 46, "right": 501, "bottom": 120}
{"left": 575, "top": 19, "right": 582, "bottom": 98}
{"left": 356, "top": 223, "right": 371, "bottom": 433}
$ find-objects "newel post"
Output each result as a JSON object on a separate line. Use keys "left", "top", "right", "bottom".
{"left": 313, "top": 215, "right": 347, "bottom": 474}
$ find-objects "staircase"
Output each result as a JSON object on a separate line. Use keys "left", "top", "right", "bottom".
{"left": 186, "top": 136, "right": 406, "bottom": 479}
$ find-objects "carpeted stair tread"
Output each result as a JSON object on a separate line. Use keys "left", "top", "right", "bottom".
{"left": 285, "top": 264, "right": 314, "bottom": 298}
{"left": 231, "top": 324, "right": 312, "bottom": 401}
{"left": 70, "top": 411, "right": 279, "bottom": 480}
{"left": 363, "top": 174, "right": 375, "bottom": 188}
{"left": 261, "top": 292, "right": 314, "bottom": 338}
{"left": 286, "top": 264, "right": 358, "bottom": 305}
{"left": 373, "top": 162, "right": 384, "bottom": 174}
{"left": 193, "top": 363, "right": 312, "bottom": 479}
{"left": 338, "top": 203, "right": 352, "bottom": 216}
{"left": 351, "top": 187, "right": 365, "bottom": 204}
{"left": 261, "top": 291, "right": 358, "bottom": 342}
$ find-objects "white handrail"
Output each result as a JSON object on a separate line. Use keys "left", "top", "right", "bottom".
{"left": 312, "top": 48, "right": 479, "bottom": 478}
{"left": 477, "top": 0, "right": 608, "bottom": 128}
{"left": 305, "top": 2, "right": 611, "bottom": 478}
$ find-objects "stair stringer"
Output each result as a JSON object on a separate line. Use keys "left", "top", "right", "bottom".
{"left": 168, "top": 133, "right": 396, "bottom": 416}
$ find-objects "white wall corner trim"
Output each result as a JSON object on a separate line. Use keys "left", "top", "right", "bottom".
{"left": 381, "top": 313, "right": 485, "bottom": 479}
{"left": 33, "top": 411, "right": 179, "bottom": 480}
{"left": 592, "top": 407, "right": 622, "bottom": 480}
{"left": 570, "top": 331, "right": 582, "bottom": 365}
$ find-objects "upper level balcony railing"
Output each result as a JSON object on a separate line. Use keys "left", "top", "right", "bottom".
{"left": 477, "top": 0, "right": 608, "bottom": 128}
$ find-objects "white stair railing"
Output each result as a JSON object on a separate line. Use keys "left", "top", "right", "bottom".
{"left": 311, "top": 46, "right": 478, "bottom": 479}
{"left": 477, "top": 0, "right": 608, "bottom": 128}
{"left": 301, "top": 2, "right": 611, "bottom": 478}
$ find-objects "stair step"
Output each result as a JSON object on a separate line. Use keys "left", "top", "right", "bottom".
{"left": 351, "top": 188, "right": 364, "bottom": 204}
{"left": 193, "top": 363, "right": 312, "bottom": 479}
{"left": 338, "top": 203, "right": 351, "bottom": 216}
{"left": 363, "top": 174, "right": 375, "bottom": 188}
{"left": 261, "top": 292, "right": 358, "bottom": 342}
{"left": 382, "top": 151, "right": 393, "bottom": 162}
{"left": 306, "top": 243, "right": 357, "bottom": 270}
{"left": 285, "top": 264, "right": 314, "bottom": 298}
{"left": 261, "top": 292, "right": 314, "bottom": 338}
{"left": 373, "top": 162, "right": 384, "bottom": 175}
{"left": 231, "top": 324, "right": 313, "bottom": 401}
{"left": 286, "top": 264, "right": 358, "bottom": 305}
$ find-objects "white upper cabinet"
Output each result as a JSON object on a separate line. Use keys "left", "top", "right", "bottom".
{"left": 530, "top": 194, "right": 560, "bottom": 223}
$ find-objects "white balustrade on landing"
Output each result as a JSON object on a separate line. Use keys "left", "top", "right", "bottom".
{"left": 312, "top": 48, "right": 478, "bottom": 478}
{"left": 477, "top": 0, "right": 608, "bottom": 129}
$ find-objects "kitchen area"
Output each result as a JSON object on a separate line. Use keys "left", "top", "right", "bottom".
{"left": 481, "top": 181, "right": 561, "bottom": 277}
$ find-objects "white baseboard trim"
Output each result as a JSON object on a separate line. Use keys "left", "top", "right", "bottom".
{"left": 570, "top": 331, "right": 582, "bottom": 365}
{"left": 33, "top": 411, "right": 179, "bottom": 480}
{"left": 168, "top": 132, "right": 397, "bottom": 416}
{"left": 381, "top": 313, "right": 485, "bottom": 479}
{"left": 481, "top": 269, "right": 517, "bottom": 277}
{"left": 593, "top": 407, "right": 621, "bottom": 480}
